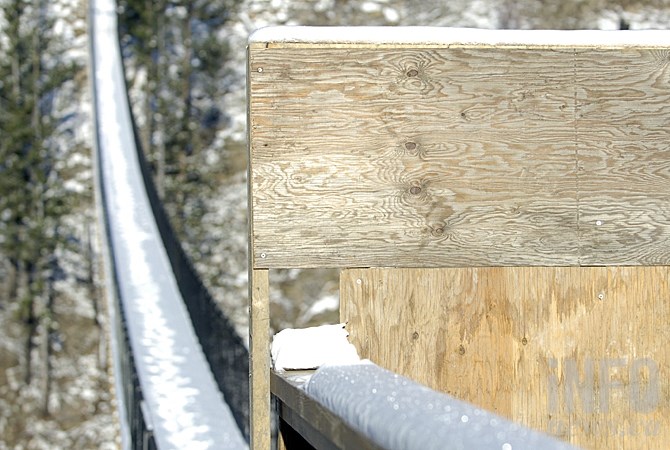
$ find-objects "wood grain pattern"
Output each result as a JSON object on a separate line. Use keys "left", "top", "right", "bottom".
{"left": 340, "top": 267, "right": 670, "bottom": 449}
{"left": 575, "top": 49, "right": 670, "bottom": 265}
{"left": 250, "top": 269, "right": 271, "bottom": 450}
{"left": 248, "top": 45, "right": 670, "bottom": 268}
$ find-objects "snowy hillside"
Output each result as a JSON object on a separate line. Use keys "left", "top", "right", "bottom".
{"left": 1, "top": 0, "right": 669, "bottom": 448}
{"left": 0, "top": 0, "right": 118, "bottom": 448}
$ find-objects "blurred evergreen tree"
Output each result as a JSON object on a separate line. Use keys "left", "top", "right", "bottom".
{"left": 0, "top": 0, "right": 79, "bottom": 388}
{"left": 118, "top": 0, "right": 239, "bottom": 240}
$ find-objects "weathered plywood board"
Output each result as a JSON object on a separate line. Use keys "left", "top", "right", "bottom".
{"left": 340, "top": 267, "right": 670, "bottom": 449}
{"left": 248, "top": 44, "right": 670, "bottom": 268}
{"left": 575, "top": 49, "right": 670, "bottom": 265}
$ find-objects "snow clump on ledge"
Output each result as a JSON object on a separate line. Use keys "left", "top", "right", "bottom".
{"left": 271, "top": 324, "right": 360, "bottom": 371}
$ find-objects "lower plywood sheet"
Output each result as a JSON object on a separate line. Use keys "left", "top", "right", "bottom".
{"left": 341, "top": 267, "right": 670, "bottom": 449}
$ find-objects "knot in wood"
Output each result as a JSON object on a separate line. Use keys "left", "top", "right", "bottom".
{"left": 404, "top": 141, "right": 417, "bottom": 151}
{"left": 409, "top": 186, "right": 422, "bottom": 195}
{"left": 406, "top": 68, "right": 419, "bottom": 78}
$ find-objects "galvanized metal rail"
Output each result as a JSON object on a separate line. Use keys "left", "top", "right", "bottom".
{"left": 272, "top": 363, "right": 578, "bottom": 450}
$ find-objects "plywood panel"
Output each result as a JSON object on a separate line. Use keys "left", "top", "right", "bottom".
{"left": 575, "top": 49, "right": 670, "bottom": 265}
{"left": 248, "top": 45, "right": 670, "bottom": 268}
{"left": 340, "top": 267, "right": 670, "bottom": 450}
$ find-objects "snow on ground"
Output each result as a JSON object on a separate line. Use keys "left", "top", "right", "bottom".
{"left": 51, "top": 0, "right": 89, "bottom": 61}
{"left": 298, "top": 294, "right": 339, "bottom": 326}
{"left": 0, "top": 0, "right": 120, "bottom": 447}
{"left": 599, "top": 7, "right": 670, "bottom": 30}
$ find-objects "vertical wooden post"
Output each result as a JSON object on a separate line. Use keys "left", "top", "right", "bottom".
{"left": 248, "top": 40, "right": 272, "bottom": 449}
{"left": 250, "top": 268, "right": 270, "bottom": 449}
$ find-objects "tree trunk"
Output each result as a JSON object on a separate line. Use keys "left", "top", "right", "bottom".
{"left": 40, "top": 222, "right": 60, "bottom": 416}
{"left": 175, "top": 1, "right": 194, "bottom": 232}
{"left": 154, "top": 0, "right": 166, "bottom": 199}
{"left": 2, "top": 259, "right": 19, "bottom": 307}
{"left": 19, "top": 263, "right": 36, "bottom": 385}
{"left": 86, "top": 222, "right": 107, "bottom": 373}
{"left": 31, "top": 15, "right": 40, "bottom": 131}
{"left": 40, "top": 281, "right": 54, "bottom": 417}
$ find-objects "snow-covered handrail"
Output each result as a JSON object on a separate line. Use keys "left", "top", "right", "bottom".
{"left": 90, "top": 0, "right": 247, "bottom": 448}
{"left": 269, "top": 327, "right": 575, "bottom": 449}
{"left": 272, "top": 362, "right": 578, "bottom": 450}
{"left": 271, "top": 370, "right": 382, "bottom": 450}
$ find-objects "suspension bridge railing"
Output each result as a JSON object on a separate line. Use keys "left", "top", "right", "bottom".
{"left": 247, "top": 26, "right": 670, "bottom": 450}
{"left": 90, "top": 0, "right": 248, "bottom": 448}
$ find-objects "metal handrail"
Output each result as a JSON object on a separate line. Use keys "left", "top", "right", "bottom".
{"left": 273, "top": 362, "right": 579, "bottom": 450}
